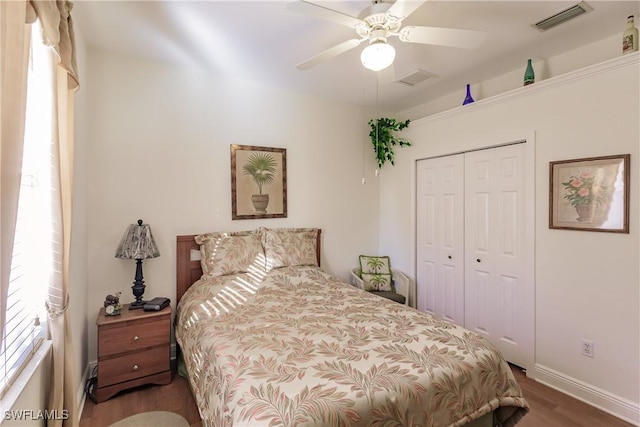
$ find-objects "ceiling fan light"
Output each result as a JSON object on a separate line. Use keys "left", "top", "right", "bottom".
{"left": 360, "top": 41, "right": 396, "bottom": 71}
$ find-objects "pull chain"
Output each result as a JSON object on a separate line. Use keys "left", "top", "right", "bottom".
{"left": 375, "top": 77, "right": 380, "bottom": 177}
{"left": 362, "top": 66, "right": 367, "bottom": 184}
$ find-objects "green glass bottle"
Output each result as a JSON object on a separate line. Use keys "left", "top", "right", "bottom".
{"left": 524, "top": 59, "right": 535, "bottom": 86}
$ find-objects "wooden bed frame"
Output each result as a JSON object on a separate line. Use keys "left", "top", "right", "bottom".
{"left": 175, "top": 235, "right": 204, "bottom": 304}
{"left": 176, "top": 230, "right": 321, "bottom": 304}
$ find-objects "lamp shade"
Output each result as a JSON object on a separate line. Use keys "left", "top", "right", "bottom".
{"left": 360, "top": 40, "right": 396, "bottom": 71}
{"left": 115, "top": 219, "right": 160, "bottom": 260}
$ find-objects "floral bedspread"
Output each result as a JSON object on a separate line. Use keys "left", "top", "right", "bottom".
{"left": 175, "top": 266, "right": 528, "bottom": 427}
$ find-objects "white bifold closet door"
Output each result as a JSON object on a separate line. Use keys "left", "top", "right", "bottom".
{"left": 416, "top": 154, "right": 465, "bottom": 325}
{"left": 416, "top": 143, "right": 532, "bottom": 370}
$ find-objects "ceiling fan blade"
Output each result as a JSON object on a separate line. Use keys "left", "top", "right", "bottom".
{"left": 296, "top": 38, "right": 365, "bottom": 70}
{"left": 387, "top": 0, "right": 428, "bottom": 20}
{"left": 399, "top": 26, "right": 487, "bottom": 49}
{"left": 286, "top": 1, "right": 363, "bottom": 28}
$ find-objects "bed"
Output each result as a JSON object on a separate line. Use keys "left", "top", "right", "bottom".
{"left": 175, "top": 227, "right": 528, "bottom": 427}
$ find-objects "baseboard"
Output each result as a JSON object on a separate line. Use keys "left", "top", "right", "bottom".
{"left": 76, "top": 361, "right": 95, "bottom": 420}
{"left": 534, "top": 363, "right": 640, "bottom": 426}
{"left": 76, "top": 364, "right": 95, "bottom": 420}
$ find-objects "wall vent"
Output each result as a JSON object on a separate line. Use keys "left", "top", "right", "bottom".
{"left": 532, "top": 1, "right": 592, "bottom": 31}
{"left": 395, "top": 69, "right": 437, "bottom": 87}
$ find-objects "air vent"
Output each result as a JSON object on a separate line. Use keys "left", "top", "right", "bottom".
{"left": 395, "top": 69, "right": 437, "bottom": 87}
{"left": 532, "top": 1, "right": 592, "bottom": 31}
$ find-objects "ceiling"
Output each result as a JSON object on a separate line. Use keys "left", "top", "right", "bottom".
{"left": 72, "top": 1, "right": 639, "bottom": 113}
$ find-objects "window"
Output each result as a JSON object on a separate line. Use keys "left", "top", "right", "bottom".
{"left": 0, "top": 21, "right": 54, "bottom": 396}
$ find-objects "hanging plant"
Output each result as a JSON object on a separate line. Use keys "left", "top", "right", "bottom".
{"left": 368, "top": 117, "right": 411, "bottom": 169}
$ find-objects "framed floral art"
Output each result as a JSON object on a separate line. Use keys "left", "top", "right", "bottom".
{"left": 549, "top": 154, "right": 629, "bottom": 233}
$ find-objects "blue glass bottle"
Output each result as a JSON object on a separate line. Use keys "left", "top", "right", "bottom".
{"left": 463, "top": 84, "right": 474, "bottom": 105}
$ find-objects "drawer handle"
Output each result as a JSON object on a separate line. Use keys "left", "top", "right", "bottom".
{"left": 133, "top": 336, "right": 139, "bottom": 342}
{"left": 133, "top": 364, "right": 139, "bottom": 371}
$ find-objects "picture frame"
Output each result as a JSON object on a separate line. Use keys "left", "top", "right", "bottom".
{"left": 549, "top": 154, "right": 629, "bottom": 233}
{"left": 231, "top": 144, "right": 287, "bottom": 220}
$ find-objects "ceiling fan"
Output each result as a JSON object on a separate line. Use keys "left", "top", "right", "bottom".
{"left": 287, "top": 0, "right": 487, "bottom": 72}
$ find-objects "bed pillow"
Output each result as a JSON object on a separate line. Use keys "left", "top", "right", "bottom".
{"left": 195, "top": 230, "right": 264, "bottom": 277}
{"left": 359, "top": 255, "right": 393, "bottom": 292}
{"left": 355, "top": 270, "right": 382, "bottom": 292}
{"left": 261, "top": 227, "right": 319, "bottom": 269}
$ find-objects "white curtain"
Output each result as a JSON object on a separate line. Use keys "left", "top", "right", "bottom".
{"left": 32, "top": 1, "right": 80, "bottom": 424}
{"left": 28, "top": 0, "right": 79, "bottom": 89}
{"left": 46, "top": 61, "right": 78, "bottom": 427}
{"left": 0, "top": 0, "right": 32, "bottom": 362}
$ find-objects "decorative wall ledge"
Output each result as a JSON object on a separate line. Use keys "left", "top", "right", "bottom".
{"left": 413, "top": 52, "right": 639, "bottom": 126}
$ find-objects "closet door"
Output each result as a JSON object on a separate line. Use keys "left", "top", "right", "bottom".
{"left": 464, "top": 143, "right": 530, "bottom": 368}
{"left": 416, "top": 155, "right": 465, "bottom": 324}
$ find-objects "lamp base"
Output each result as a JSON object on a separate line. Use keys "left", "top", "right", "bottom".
{"left": 129, "top": 300, "right": 147, "bottom": 310}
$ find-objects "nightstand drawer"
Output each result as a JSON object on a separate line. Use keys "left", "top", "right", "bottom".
{"left": 99, "top": 315, "right": 170, "bottom": 358}
{"left": 99, "top": 344, "right": 169, "bottom": 387}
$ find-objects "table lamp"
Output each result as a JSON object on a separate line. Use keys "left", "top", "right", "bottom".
{"left": 115, "top": 219, "right": 160, "bottom": 309}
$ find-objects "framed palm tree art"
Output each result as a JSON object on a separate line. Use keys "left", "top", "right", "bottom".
{"left": 231, "top": 145, "right": 287, "bottom": 220}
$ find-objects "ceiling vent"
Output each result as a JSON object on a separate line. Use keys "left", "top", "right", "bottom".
{"left": 532, "top": 1, "right": 593, "bottom": 32}
{"left": 395, "top": 69, "right": 437, "bottom": 87}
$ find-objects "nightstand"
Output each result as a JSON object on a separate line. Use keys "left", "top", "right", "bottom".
{"left": 95, "top": 303, "right": 172, "bottom": 402}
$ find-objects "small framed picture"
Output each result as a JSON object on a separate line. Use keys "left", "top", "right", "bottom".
{"left": 549, "top": 154, "right": 629, "bottom": 233}
{"left": 231, "top": 144, "right": 287, "bottom": 220}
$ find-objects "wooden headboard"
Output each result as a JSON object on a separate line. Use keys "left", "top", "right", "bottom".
{"left": 176, "top": 230, "right": 321, "bottom": 304}
{"left": 176, "top": 235, "right": 204, "bottom": 304}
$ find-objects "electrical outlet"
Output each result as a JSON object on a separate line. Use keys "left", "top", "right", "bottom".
{"left": 581, "top": 339, "right": 594, "bottom": 358}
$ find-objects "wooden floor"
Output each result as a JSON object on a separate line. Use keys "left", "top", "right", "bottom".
{"left": 80, "top": 365, "right": 634, "bottom": 427}
{"left": 509, "top": 366, "right": 634, "bottom": 427}
{"left": 79, "top": 372, "right": 201, "bottom": 427}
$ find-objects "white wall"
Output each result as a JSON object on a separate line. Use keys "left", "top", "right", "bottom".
{"left": 402, "top": 34, "right": 624, "bottom": 121}
{"left": 377, "top": 54, "right": 640, "bottom": 423}
{"left": 83, "top": 49, "right": 379, "bottom": 362}
{"left": 2, "top": 344, "right": 51, "bottom": 427}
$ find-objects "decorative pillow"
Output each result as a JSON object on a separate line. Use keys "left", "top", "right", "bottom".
{"left": 361, "top": 273, "right": 393, "bottom": 292}
{"left": 261, "top": 227, "right": 319, "bottom": 269}
{"left": 362, "top": 280, "right": 377, "bottom": 292}
{"left": 359, "top": 255, "right": 393, "bottom": 292}
{"left": 195, "top": 230, "right": 264, "bottom": 277}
